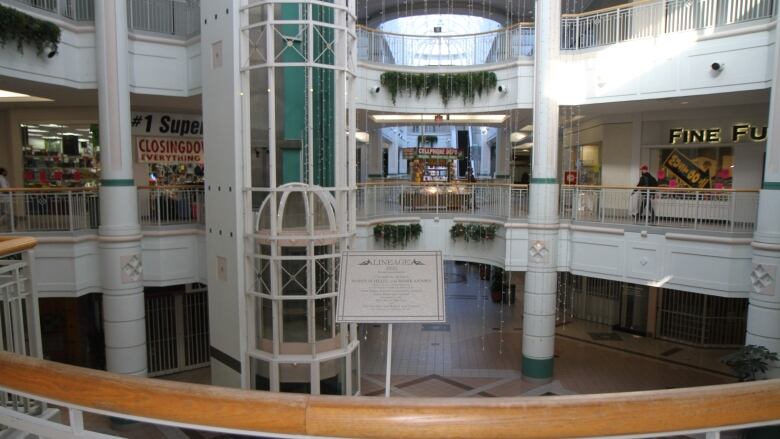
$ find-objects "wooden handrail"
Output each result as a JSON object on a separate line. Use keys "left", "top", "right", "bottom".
{"left": 0, "top": 236, "right": 37, "bottom": 257}
{"left": 1, "top": 351, "right": 779, "bottom": 438}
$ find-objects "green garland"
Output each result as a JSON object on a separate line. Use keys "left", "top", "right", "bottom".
{"left": 417, "top": 135, "right": 437, "bottom": 146}
{"left": 373, "top": 223, "right": 422, "bottom": 248}
{"left": 0, "top": 4, "right": 60, "bottom": 57}
{"left": 449, "top": 223, "right": 498, "bottom": 242}
{"left": 380, "top": 71, "right": 498, "bottom": 106}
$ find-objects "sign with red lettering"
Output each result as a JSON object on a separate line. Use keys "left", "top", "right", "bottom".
{"left": 136, "top": 136, "right": 204, "bottom": 164}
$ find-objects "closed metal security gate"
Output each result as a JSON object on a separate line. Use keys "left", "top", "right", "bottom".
{"left": 658, "top": 289, "right": 747, "bottom": 346}
{"left": 558, "top": 273, "right": 622, "bottom": 326}
{"left": 145, "top": 285, "right": 209, "bottom": 376}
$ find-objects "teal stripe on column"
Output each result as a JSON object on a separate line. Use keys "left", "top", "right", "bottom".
{"left": 764, "top": 182, "right": 780, "bottom": 190}
{"left": 100, "top": 179, "right": 135, "bottom": 187}
{"left": 530, "top": 177, "right": 558, "bottom": 184}
{"left": 522, "top": 355, "right": 553, "bottom": 379}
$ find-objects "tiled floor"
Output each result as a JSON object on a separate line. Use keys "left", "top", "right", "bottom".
{"left": 75, "top": 261, "right": 740, "bottom": 437}
{"left": 358, "top": 261, "right": 736, "bottom": 398}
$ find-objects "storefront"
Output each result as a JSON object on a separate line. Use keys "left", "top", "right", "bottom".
{"left": 642, "top": 120, "right": 766, "bottom": 190}
{"left": 402, "top": 146, "right": 461, "bottom": 183}
{"left": 20, "top": 123, "right": 99, "bottom": 188}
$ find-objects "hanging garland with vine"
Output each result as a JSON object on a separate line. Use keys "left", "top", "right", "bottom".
{"left": 380, "top": 71, "right": 498, "bottom": 106}
{"left": 0, "top": 4, "right": 60, "bottom": 57}
{"left": 373, "top": 223, "right": 422, "bottom": 248}
{"left": 417, "top": 135, "right": 438, "bottom": 146}
{"left": 449, "top": 223, "right": 498, "bottom": 242}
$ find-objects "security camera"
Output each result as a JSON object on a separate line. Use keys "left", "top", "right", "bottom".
{"left": 370, "top": 85, "right": 381, "bottom": 94}
{"left": 498, "top": 85, "right": 509, "bottom": 94}
{"left": 711, "top": 62, "right": 724, "bottom": 72}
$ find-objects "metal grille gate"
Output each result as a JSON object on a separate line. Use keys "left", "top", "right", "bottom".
{"left": 658, "top": 289, "right": 747, "bottom": 346}
{"left": 558, "top": 273, "right": 622, "bottom": 326}
{"left": 145, "top": 286, "right": 210, "bottom": 376}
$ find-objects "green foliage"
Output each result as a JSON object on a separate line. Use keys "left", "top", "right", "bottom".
{"left": 417, "top": 135, "right": 437, "bottom": 146}
{"left": 722, "top": 345, "right": 779, "bottom": 381}
{"left": 449, "top": 223, "right": 498, "bottom": 242}
{"left": 373, "top": 223, "right": 422, "bottom": 248}
{"left": 0, "top": 4, "right": 60, "bottom": 56}
{"left": 380, "top": 71, "right": 498, "bottom": 106}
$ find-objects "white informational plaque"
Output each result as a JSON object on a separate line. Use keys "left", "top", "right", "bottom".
{"left": 336, "top": 250, "right": 445, "bottom": 323}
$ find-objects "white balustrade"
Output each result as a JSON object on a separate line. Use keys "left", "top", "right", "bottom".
{"left": 0, "top": 237, "right": 46, "bottom": 424}
{"left": 360, "top": 0, "right": 776, "bottom": 64}
{"left": 358, "top": 183, "right": 758, "bottom": 232}
{"left": 0, "top": 190, "right": 99, "bottom": 233}
{"left": 137, "top": 186, "right": 205, "bottom": 227}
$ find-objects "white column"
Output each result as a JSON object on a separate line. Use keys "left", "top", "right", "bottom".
{"left": 523, "top": 0, "right": 561, "bottom": 382}
{"left": 495, "top": 129, "right": 510, "bottom": 179}
{"left": 388, "top": 135, "right": 399, "bottom": 176}
{"left": 747, "top": 17, "right": 780, "bottom": 376}
{"left": 480, "top": 130, "right": 491, "bottom": 176}
{"left": 368, "top": 129, "right": 383, "bottom": 179}
{"left": 95, "top": 0, "right": 146, "bottom": 376}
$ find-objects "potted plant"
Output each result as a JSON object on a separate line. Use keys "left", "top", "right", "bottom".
{"left": 722, "top": 344, "right": 778, "bottom": 382}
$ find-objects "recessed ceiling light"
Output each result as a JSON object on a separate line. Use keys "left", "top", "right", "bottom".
{"left": 0, "top": 89, "right": 53, "bottom": 103}
{"left": 371, "top": 114, "right": 508, "bottom": 124}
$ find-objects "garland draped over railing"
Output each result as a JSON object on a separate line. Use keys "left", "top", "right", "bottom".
{"left": 380, "top": 71, "right": 498, "bottom": 106}
{"left": 0, "top": 4, "right": 60, "bottom": 57}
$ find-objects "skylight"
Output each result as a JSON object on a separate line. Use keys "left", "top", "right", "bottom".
{"left": 381, "top": 14, "right": 501, "bottom": 36}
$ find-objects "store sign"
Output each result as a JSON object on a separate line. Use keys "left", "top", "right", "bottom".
{"left": 402, "top": 147, "right": 463, "bottom": 160}
{"left": 132, "top": 112, "right": 203, "bottom": 163}
{"left": 136, "top": 136, "right": 204, "bottom": 164}
{"left": 669, "top": 124, "right": 767, "bottom": 144}
{"left": 336, "top": 251, "right": 445, "bottom": 323}
{"left": 131, "top": 112, "right": 203, "bottom": 137}
{"left": 564, "top": 170, "right": 577, "bottom": 185}
{"left": 662, "top": 149, "right": 711, "bottom": 188}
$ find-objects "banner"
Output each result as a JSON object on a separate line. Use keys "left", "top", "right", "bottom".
{"left": 402, "top": 147, "right": 463, "bottom": 160}
{"left": 136, "top": 137, "right": 204, "bottom": 164}
{"left": 131, "top": 112, "right": 202, "bottom": 137}
{"left": 662, "top": 149, "right": 711, "bottom": 188}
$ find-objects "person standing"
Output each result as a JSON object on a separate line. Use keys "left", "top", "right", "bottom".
{"left": 636, "top": 164, "right": 658, "bottom": 223}
{"left": 0, "top": 168, "right": 9, "bottom": 189}
{"left": 0, "top": 168, "right": 9, "bottom": 227}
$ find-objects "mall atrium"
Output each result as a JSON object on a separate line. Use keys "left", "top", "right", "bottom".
{"left": 0, "top": 0, "right": 780, "bottom": 437}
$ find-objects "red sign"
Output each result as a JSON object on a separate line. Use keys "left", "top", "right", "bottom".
{"left": 564, "top": 170, "right": 577, "bottom": 185}
{"left": 136, "top": 136, "right": 204, "bottom": 164}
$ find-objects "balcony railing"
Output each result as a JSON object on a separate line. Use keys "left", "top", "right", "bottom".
{"left": 357, "top": 183, "right": 759, "bottom": 233}
{"left": 357, "top": 182, "right": 528, "bottom": 220}
{"left": 0, "top": 186, "right": 204, "bottom": 233}
{"left": 560, "top": 186, "right": 760, "bottom": 232}
{"left": 0, "top": 189, "right": 99, "bottom": 233}
{"left": 357, "top": 24, "right": 534, "bottom": 66}
{"left": 0, "top": 350, "right": 779, "bottom": 438}
{"left": 137, "top": 185, "right": 205, "bottom": 227}
{"left": 8, "top": 0, "right": 201, "bottom": 38}
{"left": 0, "top": 237, "right": 47, "bottom": 424}
{"left": 358, "top": 0, "right": 776, "bottom": 66}
{"left": 128, "top": 0, "right": 201, "bottom": 39}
